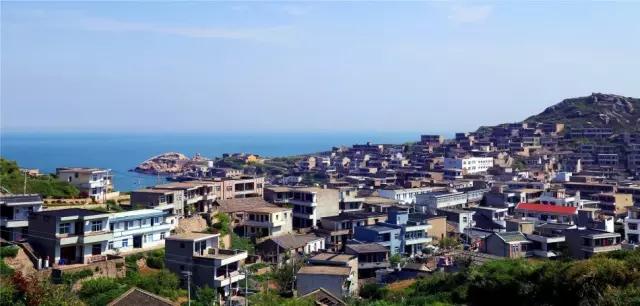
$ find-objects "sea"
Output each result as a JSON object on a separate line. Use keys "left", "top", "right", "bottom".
{"left": 0, "top": 132, "right": 432, "bottom": 191}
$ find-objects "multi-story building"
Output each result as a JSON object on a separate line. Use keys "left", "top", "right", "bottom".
{"left": 130, "top": 188, "right": 184, "bottom": 224}
{"left": 377, "top": 186, "right": 441, "bottom": 205}
{"left": 345, "top": 243, "right": 389, "bottom": 278}
{"left": 164, "top": 233, "right": 248, "bottom": 300}
{"left": 318, "top": 211, "right": 387, "bottom": 252}
{"left": 564, "top": 228, "right": 621, "bottom": 259}
{"left": 353, "top": 225, "right": 401, "bottom": 255}
{"left": 436, "top": 208, "right": 476, "bottom": 235}
{"left": 624, "top": 207, "right": 640, "bottom": 244}
{"left": 0, "top": 194, "right": 43, "bottom": 241}
{"left": 416, "top": 191, "right": 467, "bottom": 213}
{"left": 514, "top": 203, "right": 578, "bottom": 225}
{"left": 353, "top": 208, "right": 431, "bottom": 256}
{"left": 216, "top": 176, "right": 265, "bottom": 199}
{"left": 443, "top": 157, "right": 494, "bottom": 174}
{"left": 107, "top": 209, "right": 174, "bottom": 253}
{"left": 215, "top": 197, "right": 292, "bottom": 239}
{"left": 591, "top": 192, "right": 634, "bottom": 218}
{"left": 264, "top": 186, "right": 340, "bottom": 229}
{"left": 56, "top": 167, "right": 113, "bottom": 202}
{"left": 29, "top": 208, "right": 113, "bottom": 266}
{"left": 420, "top": 135, "right": 444, "bottom": 145}
{"left": 150, "top": 181, "right": 217, "bottom": 215}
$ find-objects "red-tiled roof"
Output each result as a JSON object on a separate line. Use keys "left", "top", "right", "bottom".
{"left": 515, "top": 203, "right": 577, "bottom": 215}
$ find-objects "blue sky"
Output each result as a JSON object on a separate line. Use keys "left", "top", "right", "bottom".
{"left": 2, "top": 2, "right": 639, "bottom": 133}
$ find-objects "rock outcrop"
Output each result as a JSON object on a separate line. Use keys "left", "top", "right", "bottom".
{"left": 133, "top": 152, "right": 209, "bottom": 174}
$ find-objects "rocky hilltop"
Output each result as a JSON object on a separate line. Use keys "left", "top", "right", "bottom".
{"left": 524, "top": 93, "right": 640, "bottom": 132}
{"left": 133, "top": 152, "right": 210, "bottom": 174}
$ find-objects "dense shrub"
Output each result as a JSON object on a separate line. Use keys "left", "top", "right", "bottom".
{"left": 61, "top": 269, "right": 93, "bottom": 285}
{"left": 79, "top": 277, "right": 129, "bottom": 306}
{"left": 145, "top": 250, "right": 165, "bottom": 269}
{"left": 0, "top": 261, "right": 14, "bottom": 277}
{"left": 0, "top": 246, "right": 19, "bottom": 258}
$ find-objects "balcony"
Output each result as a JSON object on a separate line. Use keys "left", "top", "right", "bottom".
{"left": 359, "top": 261, "right": 390, "bottom": 270}
{"left": 293, "top": 212, "right": 315, "bottom": 220}
{"left": 582, "top": 244, "right": 621, "bottom": 254}
{"left": 405, "top": 237, "right": 432, "bottom": 245}
{"left": 533, "top": 250, "right": 560, "bottom": 258}
{"left": 288, "top": 199, "right": 317, "bottom": 207}
{"left": 213, "top": 270, "right": 245, "bottom": 288}
{"left": 111, "top": 223, "right": 173, "bottom": 238}
{"left": 196, "top": 249, "right": 248, "bottom": 267}
{"left": 58, "top": 231, "right": 113, "bottom": 245}
{"left": 0, "top": 218, "right": 28, "bottom": 228}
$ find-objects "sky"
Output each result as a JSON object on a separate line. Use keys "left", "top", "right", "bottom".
{"left": 2, "top": 1, "right": 639, "bottom": 134}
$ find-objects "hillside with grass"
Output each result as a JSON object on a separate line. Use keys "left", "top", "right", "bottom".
{"left": 524, "top": 93, "right": 640, "bottom": 132}
{"left": 0, "top": 158, "right": 79, "bottom": 197}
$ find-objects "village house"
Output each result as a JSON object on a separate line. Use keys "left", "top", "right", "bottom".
{"left": 257, "top": 233, "right": 325, "bottom": 264}
{"left": 514, "top": 203, "right": 578, "bottom": 225}
{"left": 624, "top": 207, "right": 640, "bottom": 245}
{"left": 297, "top": 252, "right": 359, "bottom": 298}
{"left": 0, "top": 194, "right": 43, "bottom": 241}
{"left": 264, "top": 186, "right": 340, "bottom": 229}
{"left": 106, "top": 209, "right": 174, "bottom": 253}
{"left": 482, "top": 232, "right": 532, "bottom": 258}
{"left": 164, "top": 233, "right": 248, "bottom": 300}
{"left": 564, "top": 228, "right": 621, "bottom": 259}
{"left": 345, "top": 243, "right": 389, "bottom": 278}
{"left": 215, "top": 197, "right": 293, "bottom": 239}
{"left": 29, "top": 208, "right": 113, "bottom": 266}
{"left": 56, "top": 167, "right": 114, "bottom": 202}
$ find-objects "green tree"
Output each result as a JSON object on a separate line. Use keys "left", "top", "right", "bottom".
{"left": 273, "top": 260, "right": 302, "bottom": 294}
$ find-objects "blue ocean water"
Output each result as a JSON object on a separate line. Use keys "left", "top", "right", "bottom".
{"left": 0, "top": 132, "right": 424, "bottom": 191}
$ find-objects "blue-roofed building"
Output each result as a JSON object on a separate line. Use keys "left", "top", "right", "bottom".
{"left": 353, "top": 208, "right": 432, "bottom": 256}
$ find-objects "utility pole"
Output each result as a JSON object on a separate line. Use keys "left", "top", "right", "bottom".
{"left": 23, "top": 169, "right": 27, "bottom": 194}
{"left": 182, "top": 271, "right": 192, "bottom": 306}
{"left": 244, "top": 267, "right": 249, "bottom": 306}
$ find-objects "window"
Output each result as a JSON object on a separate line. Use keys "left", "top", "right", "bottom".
{"left": 91, "top": 220, "right": 103, "bottom": 232}
{"left": 160, "top": 232, "right": 166, "bottom": 240}
{"left": 141, "top": 219, "right": 147, "bottom": 226}
{"left": 59, "top": 223, "right": 71, "bottom": 234}
{"left": 127, "top": 221, "right": 134, "bottom": 228}
{"left": 108, "top": 241, "right": 114, "bottom": 250}
{"left": 122, "top": 239, "right": 129, "bottom": 248}
{"left": 629, "top": 223, "right": 638, "bottom": 230}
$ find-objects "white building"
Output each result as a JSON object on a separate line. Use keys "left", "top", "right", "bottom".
{"left": 56, "top": 167, "right": 113, "bottom": 202}
{"left": 624, "top": 207, "right": 640, "bottom": 244}
{"left": 444, "top": 157, "right": 494, "bottom": 174}
{"left": 416, "top": 191, "right": 468, "bottom": 213}
{"left": 107, "top": 209, "right": 175, "bottom": 253}
{"left": 377, "top": 186, "right": 442, "bottom": 205}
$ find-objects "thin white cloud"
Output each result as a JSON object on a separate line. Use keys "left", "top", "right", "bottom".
{"left": 81, "top": 16, "right": 292, "bottom": 42}
{"left": 6, "top": 9, "right": 292, "bottom": 43}
{"left": 448, "top": 5, "right": 493, "bottom": 24}
{"left": 281, "top": 5, "right": 310, "bottom": 16}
